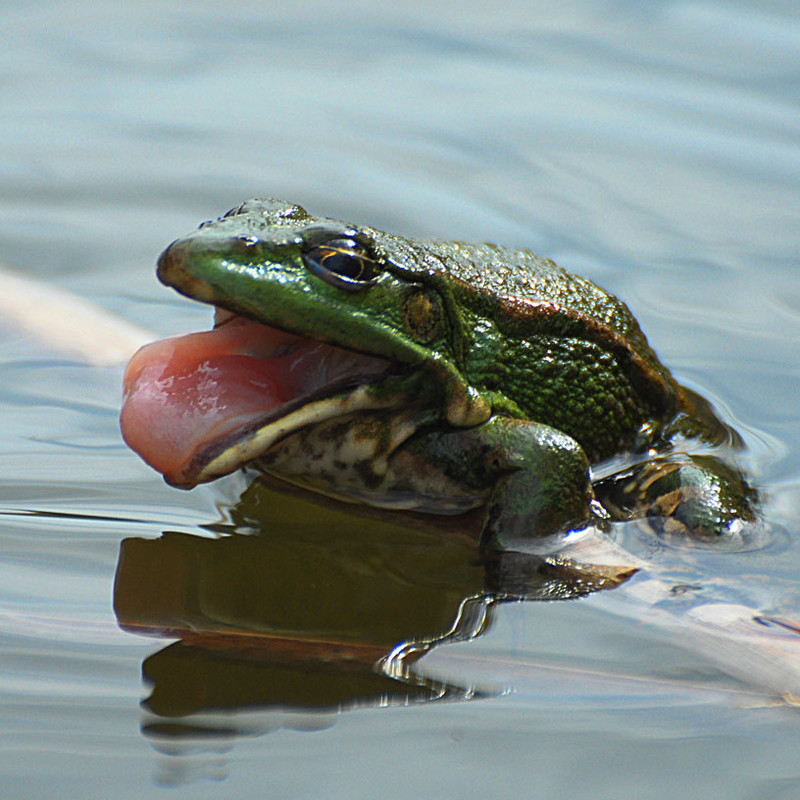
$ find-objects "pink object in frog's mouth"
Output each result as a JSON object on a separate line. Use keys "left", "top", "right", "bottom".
{"left": 120, "top": 311, "right": 391, "bottom": 488}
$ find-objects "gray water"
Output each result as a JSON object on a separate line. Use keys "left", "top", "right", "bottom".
{"left": 2, "top": 1, "right": 800, "bottom": 797}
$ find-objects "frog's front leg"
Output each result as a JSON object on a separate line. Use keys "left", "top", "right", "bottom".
{"left": 260, "top": 411, "right": 594, "bottom": 550}
{"left": 407, "top": 417, "right": 595, "bottom": 551}
{"left": 594, "top": 453, "right": 759, "bottom": 540}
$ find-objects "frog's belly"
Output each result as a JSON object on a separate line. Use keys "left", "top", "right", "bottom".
{"left": 254, "top": 414, "right": 490, "bottom": 516}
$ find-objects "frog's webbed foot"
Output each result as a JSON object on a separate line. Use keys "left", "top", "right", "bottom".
{"left": 668, "top": 386, "right": 745, "bottom": 448}
{"left": 594, "top": 453, "right": 759, "bottom": 542}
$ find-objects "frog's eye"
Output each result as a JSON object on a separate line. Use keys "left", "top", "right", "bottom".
{"left": 302, "top": 238, "right": 381, "bottom": 291}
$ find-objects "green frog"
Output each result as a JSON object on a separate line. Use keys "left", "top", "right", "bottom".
{"left": 121, "top": 199, "right": 757, "bottom": 551}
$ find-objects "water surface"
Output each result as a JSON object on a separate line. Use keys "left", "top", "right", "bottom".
{"left": 2, "top": 1, "right": 800, "bottom": 797}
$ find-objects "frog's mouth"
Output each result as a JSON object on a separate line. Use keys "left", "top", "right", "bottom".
{"left": 120, "top": 309, "right": 394, "bottom": 488}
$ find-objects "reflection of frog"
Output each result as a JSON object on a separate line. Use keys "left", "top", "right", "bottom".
{"left": 113, "top": 484, "right": 633, "bottom": 725}
{"left": 121, "top": 199, "right": 757, "bottom": 550}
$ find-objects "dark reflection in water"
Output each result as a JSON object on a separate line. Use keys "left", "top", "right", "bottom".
{"left": 114, "top": 480, "right": 632, "bottom": 740}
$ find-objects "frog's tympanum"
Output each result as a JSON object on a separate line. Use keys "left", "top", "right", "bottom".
{"left": 121, "top": 199, "right": 757, "bottom": 551}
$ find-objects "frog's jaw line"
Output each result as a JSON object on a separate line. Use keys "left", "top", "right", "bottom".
{"left": 184, "top": 385, "right": 400, "bottom": 489}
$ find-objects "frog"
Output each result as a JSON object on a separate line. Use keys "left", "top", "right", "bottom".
{"left": 120, "top": 198, "right": 757, "bottom": 552}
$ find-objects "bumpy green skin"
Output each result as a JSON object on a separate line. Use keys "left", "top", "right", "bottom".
{"left": 158, "top": 199, "right": 757, "bottom": 550}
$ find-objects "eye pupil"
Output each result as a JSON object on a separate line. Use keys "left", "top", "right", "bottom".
{"left": 302, "top": 238, "right": 380, "bottom": 291}
{"left": 316, "top": 240, "right": 368, "bottom": 280}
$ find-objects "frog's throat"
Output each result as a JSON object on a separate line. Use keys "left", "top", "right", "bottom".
{"left": 185, "top": 383, "right": 404, "bottom": 488}
{"left": 186, "top": 367, "right": 487, "bottom": 489}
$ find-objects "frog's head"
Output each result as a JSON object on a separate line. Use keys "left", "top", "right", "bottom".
{"left": 121, "top": 199, "right": 488, "bottom": 488}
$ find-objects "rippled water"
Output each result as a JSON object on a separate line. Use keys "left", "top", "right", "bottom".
{"left": 3, "top": 1, "right": 800, "bottom": 797}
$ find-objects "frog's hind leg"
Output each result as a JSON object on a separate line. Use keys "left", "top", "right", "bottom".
{"left": 594, "top": 453, "right": 759, "bottom": 542}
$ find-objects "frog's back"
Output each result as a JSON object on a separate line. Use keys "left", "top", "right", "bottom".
{"left": 419, "top": 241, "right": 682, "bottom": 459}
{"left": 428, "top": 242, "right": 658, "bottom": 360}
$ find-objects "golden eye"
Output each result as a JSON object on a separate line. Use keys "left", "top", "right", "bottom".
{"left": 302, "top": 238, "right": 380, "bottom": 291}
